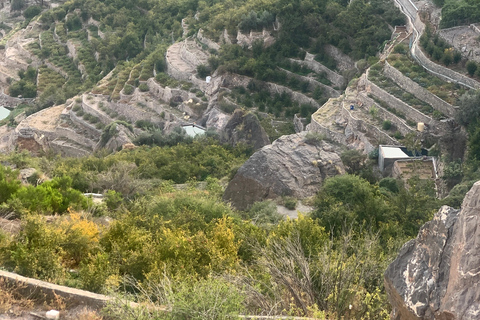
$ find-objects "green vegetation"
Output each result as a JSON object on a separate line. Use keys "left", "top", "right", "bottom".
{"left": 419, "top": 25, "right": 462, "bottom": 67}
{"left": 439, "top": 0, "right": 480, "bottom": 28}
{"left": 0, "top": 135, "right": 443, "bottom": 318}
{"left": 8, "top": 67, "right": 37, "bottom": 98}
{"left": 387, "top": 52, "right": 466, "bottom": 105}
{"left": 368, "top": 62, "right": 434, "bottom": 114}
{"left": 0, "top": 0, "right": 460, "bottom": 316}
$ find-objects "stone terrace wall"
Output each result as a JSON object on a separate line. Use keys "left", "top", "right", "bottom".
{"left": 147, "top": 78, "right": 196, "bottom": 102}
{"left": 218, "top": 73, "right": 322, "bottom": 109}
{"left": 395, "top": 0, "right": 480, "bottom": 89}
{"left": 266, "top": 82, "right": 321, "bottom": 109}
{"left": 290, "top": 57, "right": 345, "bottom": 89}
{"left": 412, "top": 35, "right": 480, "bottom": 89}
{"left": 363, "top": 74, "right": 449, "bottom": 135}
{"left": 69, "top": 109, "right": 103, "bottom": 136}
{"left": 197, "top": 29, "right": 220, "bottom": 51}
{"left": 55, "top": 127, "right": 96, "bottom": 149}
{"left": 308, "top": 97, "right": 397, "bottom": 153}
{"left": 383, "top": 61, "right": 456, "bottom": 117}
{"left": 180, "top": 40, "right": 206, "bottom": 68}
{"left": 0, "top": 93, "right": 33, "bottom": 108}
{"left": 340, "top": 104, "right": 398, "bottom": 151}
{"left": 325, "top": 44, "right": 355, "bottom": 71}
{"left": 49, "top": 140, "right": 90, "bottom": 157}
{"left": 108, "top": 101, "right": 163, "bottom": 124}
{"left": 356, "top": 91, "right": 413, "bottom": 136}
{"left": 81, "top": 98, "right": 111, "bottom": 124}
{"left": 281, "top": 68, "right": 340, "bottom": 98}
{"left": 363, "top": 71, "right": 432, "bottom": 123}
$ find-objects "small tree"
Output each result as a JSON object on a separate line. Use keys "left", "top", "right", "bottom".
{"left": 340, "top": 149, "right": 367, "bottom": 174}
{"left": 466, "top": 61, "right": 478, "bottom": 76}
{"left": 197, "top": 64, "right": 210, "bottom": 78}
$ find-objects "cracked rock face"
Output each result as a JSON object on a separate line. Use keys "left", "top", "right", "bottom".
{"left": 385, "top": 181, "right": 480, "bottom": 320}
{"left": 223, "top": 131, "right": 345, "bottom": 210}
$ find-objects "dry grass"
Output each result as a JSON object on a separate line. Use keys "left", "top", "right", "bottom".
{"left": 0, "top": 278, "right": 34, "bottom": 316}
{"left": 0, "top": 278, "right": 103, "bottom": 319}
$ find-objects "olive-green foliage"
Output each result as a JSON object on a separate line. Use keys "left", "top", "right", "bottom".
{"left": 312, "top": 174, "right": 438, "bottom": 239}
{"left": 8, "top": 67, "right": 37, "bottom": 98}
{"left": 23, "top": 5, "right": 42, "bottom": 20}
{"left": 12, "top": 176, "right": 88, "bottom": 215}
{"left": 51, "top": 138, "right": 249, "bottom": 191}
{"left": 3, "top": 215, "right": 66, "bottom": 281}
{"left": 0, "top": 166, "right": 21, "bottom": 204}
{"left": 282, "top": 196, "right": 297, "bottom": 210}
{"left": 0, "top": 146, "right": 440, "bottom": 318}
{"left": 313, "top": 175, "right": 390, "bottom": 237}
{"left": 247, "top": 200, "right": 283, "bottom": 225}
{"left": 106, "top": 276, "right": 245, "bottom": 320}
{"left": 165, "top": 277, "right": 246, "bottom": 320}
{"left": 440, "top": 0, "right": 480, "bottom": 28}
{"left": 340, "top": 149, "right": 367, "bottom": 174}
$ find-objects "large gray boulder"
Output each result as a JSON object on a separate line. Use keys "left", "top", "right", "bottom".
{"left": 223, "top": 132, "right": 345, "bottom": 210}
{"left": 222, "top": 110, "right": 270, "bottom": 151}
{"left": 385, "top": 181, "right": 480, "bottom": 320}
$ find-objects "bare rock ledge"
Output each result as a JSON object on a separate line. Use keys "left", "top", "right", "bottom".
{"left": 385, "top": 181, "right": 480, "bottom": 320}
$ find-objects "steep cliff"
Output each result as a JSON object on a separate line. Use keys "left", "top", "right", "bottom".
{"left": 385, "top": 181, "right": 480, "bottom": 320}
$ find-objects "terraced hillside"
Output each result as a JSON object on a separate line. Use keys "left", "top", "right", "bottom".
{"left": 0, "top": 0, "right": 474, "bottom": 164}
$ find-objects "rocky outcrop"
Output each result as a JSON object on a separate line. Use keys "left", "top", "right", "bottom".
{"left": 385, "top": 181, "right": 480, "bottom": 320}
{"left": 223, "top": 131, "right": 345, "bottom": 210}
{"left": 222, "top": 109, "right": 270, "bottom": 151}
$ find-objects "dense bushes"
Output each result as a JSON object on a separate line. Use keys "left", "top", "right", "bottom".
{"left": 440, "top": 0, "right": 480, "bottom": 28}
{"left": 0, "top": 142, "right": 443, "bottom": 318}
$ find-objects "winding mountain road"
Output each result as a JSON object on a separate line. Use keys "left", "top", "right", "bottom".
{"left": 394, "top": 0, "right": 480, "bottom": 89}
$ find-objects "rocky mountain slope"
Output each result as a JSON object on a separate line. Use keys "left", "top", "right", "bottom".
{"left": 385, "top": 181, "right": 480, "bottom": 320}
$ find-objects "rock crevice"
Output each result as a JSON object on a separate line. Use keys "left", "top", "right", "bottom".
{"left": 385, "top": 181, "right": 480, "bottom": 320}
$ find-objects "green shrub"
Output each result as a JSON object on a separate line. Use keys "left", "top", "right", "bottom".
{"left": 467, "top": 61, "right": 477, "bottom": 76}
{"left": 138, "top": 83, "right": 149, "bottom": 92}
{"left": 24, "top": 5, "right": 42, "bottom": 19}
{"left": 123, "top": 85, "right": 134, "bottom": 95}
{"left": 283, "top": 196, "right": 297, "bottom": 210}
{"left": 304, "top": 132, "right": 326, "bottom": 145}
{"left": 382, "top": 120, "right": 392, "bottom": 130}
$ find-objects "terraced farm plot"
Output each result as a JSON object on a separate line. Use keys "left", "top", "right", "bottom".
{"left": 388, "top": 53, "right": 467, "bottom": 105}
{"left": 369, "top": 63, "right": 434, "bottom": 116}
{"left": 37, "top": 66, "right": 65, "bottom": 92}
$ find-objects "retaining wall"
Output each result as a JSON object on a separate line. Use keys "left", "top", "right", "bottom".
{"left": 383, "top": 60, "right": 456, "bottom": 117}
{"left": 307, "top": 96, "right": 398, "bottom": 154}
{"left": 363, "top": 71, "right": 432, "bottom": 123}
{"left": 147, "top": 78, "right": 195, "bottom": 102}
{"left": 266, "top": 82, "right": 321, "bottom": 109}
{"left": 49, "top": 139, "right": 90, "bottom": 157}
{"left": 363, "top": 74, "right": 450, "bottom": 135}
{"left": 396, "top": 0, "right": 480, "bottom": 89}
{"left": 280, "top": 68, "right": 340, "bottom": 98}
{"left": 0, "top": 93, "right": 33, "bottom": 108}
{"left": 356, "top": 91, "right": 413, "bottom": 136}
{"left": 197, "top": 29, "right": 220, "bottom": 50}
{"left": 341, "top": 103, "right": 398, "bottom": 150}
{"left": 69, "top": 109, "right": 103, "bottom": 136}
{"left": 325, "top": 44, "right": 355, "bottom": 71}
{"left": 55, "top": 127, "right": 96, "bottom": 149}
{"left": 109, "top": 101, "right": 163, "bottom": 124}
{"left": 181, "top": 39, "right": 208, "bottom": 68}
{"left": 0, "top": 270, "right": 127, "bottom": 309}
{"left": 412, "top": 36, "right": 480, "bottom": 89}
{"left": 81, "top": 98, "right": 112, "bottom": 124}
{"left": 290, "top": 58, "right": 345, "bottom": 88}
